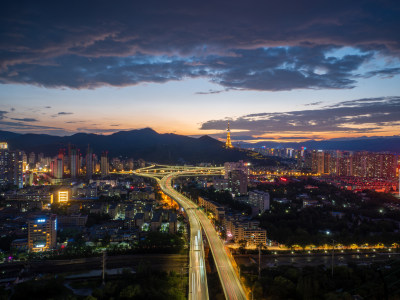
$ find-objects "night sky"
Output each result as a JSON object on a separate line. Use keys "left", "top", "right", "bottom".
{"left": 1, "top": 0, "right": 399, "bottom": 142}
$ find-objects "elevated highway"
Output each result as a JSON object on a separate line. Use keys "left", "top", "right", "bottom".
{"left": 135, "top": 167, "right": 211, "bottom": 300}
{"left": 135, "top": 165, "right": 247, "bottom": 300}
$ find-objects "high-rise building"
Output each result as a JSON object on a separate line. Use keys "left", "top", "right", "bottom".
{"left": 223, "top": 160, "right": 249, "bottom": 195}
{"left": 28, "top": 152, "right": 36, "bottom": 165}
{"left": 38, "top": 153, "right": 44, "bottom": 165}
{"left": 125, "top": 158, "right": 134, "bottom": 171}
{"left": 50, "top": 153, "right": 64, "bottom": 179}
{"left": 28, "top": 214, "right": 57, "bottom": 252}
{"left": 101, "top": 151, "right": 109, "bottom": 177}
{"left": 228, "top": 169, "right": 248, "bottom": 195}
{"left": 224, "top": 160, "right": 248, "bottom": 179}
{"left": 351, "top": 152, "right": 397, "bottom": 178}
{"left": 225, "top": 122, "right": 233, "bottom": 148}
{"left": 248, "top": 190, "right": 270, "bottom": 212}
{"left": 111, "top": 157, "right": 122, "bottom": 171}
{"left": 55, "top": 158, "right": 64, "bottom": 179}
{"left": 311, "top": 150, "right": 330, "bottom": 174}
{"left": 50, "top": 160, "right": 55, "bottom": 177}
{"left": 0, "top": 142, "right": 23, "bottom": 188}
{"left": 70, "top": 148, "right": 80, "bottom": 178}
{"left": 307, "top": 150, "right": 397, "bottom": 179}
{"left": 22, "top": 151, "right": 27, "bottom": 168}
{"left": 137, "top": 158, "right": 145, "bottom": 168}
{"left": 86, "top": 145, "right": 93, "bottom": 179}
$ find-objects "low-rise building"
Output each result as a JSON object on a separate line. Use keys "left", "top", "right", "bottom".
{"left": 198, "top": 196, "right": 225, "bottom": 221}
{"left": 57, "top": 214, "right": 88, "bottom": 228}
{"left": 90, "top": 203, "right": 104, "bottom": 215}
{"left": 107, "top": 204, "right": 120, "bottom": 219}
{"left": 247, "top": 190, "right": 270, "bottom": 212}
{"left": 225, "top": 216, "right": 267, "bottom": 245}
{"left": 11, "top": 238, "right": 28, "bottom": 252}
{"left": 125, "top": 205, "right": 136, "bottom": 219}
{"left": 28, "top": 214, "right": 57, "bottom": 252}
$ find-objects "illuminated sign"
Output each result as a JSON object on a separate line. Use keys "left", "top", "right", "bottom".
{"left": 58, "top": 191, "right": 69, "bottom": 202}
{"left": 37, "top": 218, "right": 46, "bottom": 223}
{"left": 35, "top": 244, "right": 45, "bottom": 248}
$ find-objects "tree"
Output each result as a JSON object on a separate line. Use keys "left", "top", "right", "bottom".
{"left": 120, "top": 284, "right": 142, "bottom": 298}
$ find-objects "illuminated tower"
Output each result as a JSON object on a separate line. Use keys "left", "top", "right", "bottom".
{"left": 225, "top": 122, "right": 233, "bottom": 148}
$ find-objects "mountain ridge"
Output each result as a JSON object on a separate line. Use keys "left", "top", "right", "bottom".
{"left": 0, "top": 129, "right": 256, "bottom": 164}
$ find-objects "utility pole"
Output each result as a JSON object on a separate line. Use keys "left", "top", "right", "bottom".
{"left": 102, "top": 250, "right": 106, "bottom": 285}
{"left": 180, "top": 267, "right": 183, "bottom": 293}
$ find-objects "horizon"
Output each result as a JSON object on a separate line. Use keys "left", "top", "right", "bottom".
{"left": 2, "top": 126, "right": 400, "bottom": 142}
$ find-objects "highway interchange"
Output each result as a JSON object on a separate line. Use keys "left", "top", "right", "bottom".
{"left": 135, "top": 165, "right": 247, "bottom": 300}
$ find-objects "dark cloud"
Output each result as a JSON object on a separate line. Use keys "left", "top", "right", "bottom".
{"left": 223, "top": 135, "right": 276, "bottom": 141}
{"left": 217, "top": 135, "right": 313, "bottom": 140}
{"left": 0, "top": 47, "right": 376, "bottom": 90}
{"left": 0, "top": 1, "right": 399, "bottom": 90}
{"left": 75, "top": 127, "right": 132, "bottom": 134}
{"left": 10, "top": 107, "right": 15, "bottom": 111}
{"left": 196, "top": 89, "right": 227, "bottom": 95}
{"left": 10, "top": 117, "right": 38, "bottom": 122}
{"left": 65, "top": 120, "right": 84, "bottom": 124}
{"left": 363, "top": 67, "right": 400, "bottom": 78}
{"left": 0, "top": 111, "right": 8, "bottom": 120}
{"left": 200, "top": 96, "right": 400, "bottom": 135}
{"left": 45, "top": 106, "right": 51, "bottom": 108}
{"left": 0, "top": 120, "right": 62, "bottom": 130}
{"left": 205, "top": 47, "right": 373, "bottom": 91}
{"left": 305, "top": 101, "right": 323, "bottom": 106}
{"left": 57, "top": 112, "right": 73, "bottom": 115}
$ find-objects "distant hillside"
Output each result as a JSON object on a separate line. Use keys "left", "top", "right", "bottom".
{"left": 235, "top": 136, "right": 400, "bottom": 153}
{"left": 0, "top": 128, "right": 278, "bottom": 165}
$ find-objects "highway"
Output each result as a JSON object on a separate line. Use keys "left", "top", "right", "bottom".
{"left": 136, "top": 169, "right": 209, "bottom": 300}
{"left": 161, "top": 173, "right": 247, "bottom": 300}
{"left": 136, "top": 165, "right": 247, "bottom": 299}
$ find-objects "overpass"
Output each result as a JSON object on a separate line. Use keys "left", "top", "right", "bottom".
{"left": 135, "top": 165, "right": 247, "bottom": 300}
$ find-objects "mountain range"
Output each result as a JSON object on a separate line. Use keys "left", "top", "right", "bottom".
{"left": 1, "top": 129, "right": 398, "bottom": 164}
{"left": 0, "top": 128, "right": 260, "bottom": 164}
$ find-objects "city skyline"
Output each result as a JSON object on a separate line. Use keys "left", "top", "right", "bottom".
{"left": 1, "top": 1, "right": 400, "bottom": 142}
{"left": 1, "top": 2, "right": 400, "bottom": 298}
